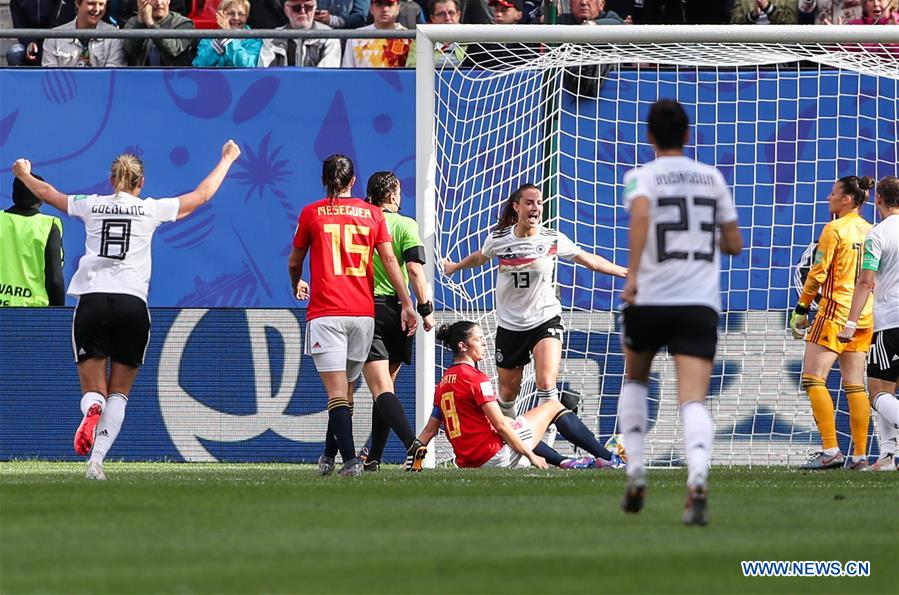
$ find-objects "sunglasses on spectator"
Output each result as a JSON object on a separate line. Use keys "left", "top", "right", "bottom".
{"left": 287, "top": 3, "right": 316, "bottom": 12}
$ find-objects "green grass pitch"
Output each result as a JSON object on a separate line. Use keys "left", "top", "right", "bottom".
{"left": 1, "top": 462, "right": 896, "bottom": 594}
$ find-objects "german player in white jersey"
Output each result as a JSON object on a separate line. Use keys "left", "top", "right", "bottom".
{"left": 444, "top": 183, "right": 626, "bottom": 464}
{"left": 838, "top": 176, "right": 899, "bottom": 471}
{"left": 618, "top": 99, "right": 743, "bottom": 525}
{"left": 12, "top": 141, "right": 241, "bottom": 480}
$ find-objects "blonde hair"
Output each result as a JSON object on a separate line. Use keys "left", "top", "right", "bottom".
{"left": 218, "top": 0, "right": 250, "bottom": 15}
{"left": 110, "top": 153, "right": 144, "bottom": 193}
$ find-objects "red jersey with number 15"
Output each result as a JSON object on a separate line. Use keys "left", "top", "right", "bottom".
{"left": 293, "top": 198, "right": 391, "bottom": 321}
{"left": 433, "top": 362, "right": 504, "bottom": 467}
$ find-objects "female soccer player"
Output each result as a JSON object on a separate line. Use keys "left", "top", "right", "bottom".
{"left": 288, "top": 155, "right": 417, "bottom": 477}
{"left": 12, "top": 140, "right": 242, "bottom": 480}
{"left": 618, "top": 99, "right": 742, "bottom": 525}
{"left": 415, "top": 320, "right": 619, "bottom": 469}
{"left": 790, "top": 175, "right": 876, "bottom": 470}
{"left": 443, "top": 184, "right": 626, "bottom": 458}
{"left": 837, "top": 176, "right": 899, "bottom": 471}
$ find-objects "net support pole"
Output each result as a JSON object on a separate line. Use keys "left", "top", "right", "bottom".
{"left": 415, "top": 29, "right": 437, "bottom": 468}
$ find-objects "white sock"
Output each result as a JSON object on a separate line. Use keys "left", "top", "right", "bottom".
{"left": 89, "top": 393, "right": 128, "bottom": 464}
{"left": 873, "top": 392, "right": 899, "bottom": 457}
{"left": 498, "top": 398, "right": 516, "bottom": 419}
{"left": 681, "top": 401, "right": 713, "bottom": 488}
{"left": 619, "top": 380, "right": 648, "bottom": 481}
{"left": 80, "top": 392, "right": 105, "bottom": 416}
{"left": 537, "top": 388, "right": 559, "bottom": 446}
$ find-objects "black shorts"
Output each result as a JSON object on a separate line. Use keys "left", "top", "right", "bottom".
{"left": 495, "top": 315, "right": 564, "bottom": 369}
{"left": 621, "top": 305, "right": 719, "bottom": 361}
{"left": 72, "top": 293, "right": 150, "bottom": 367}
{"left": 367, "top": 296, "right": 413, "bottom": 365}
{"left": 867, "top": 328, "right": 899, "bottom": 383}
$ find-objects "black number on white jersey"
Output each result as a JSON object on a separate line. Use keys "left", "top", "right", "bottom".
{"left": 99, "top": 219, "right": 132, "bottom": 260}
{"left": 511, "top": 271, "right": 530, "bottom": 288}
{"left": 656, "top": 196, "right": 718, "bottom": 263}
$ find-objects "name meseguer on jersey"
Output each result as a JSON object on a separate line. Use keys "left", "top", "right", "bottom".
{"left": 316, "top": 204, "right": 373, "bottom": 218}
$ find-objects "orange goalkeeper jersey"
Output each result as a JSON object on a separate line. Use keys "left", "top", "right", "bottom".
{"left": 800, "top": 211, "right": 874, "bottom": 327}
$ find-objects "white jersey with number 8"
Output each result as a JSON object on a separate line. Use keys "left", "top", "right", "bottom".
{"left": 623, "top": 155, "right": 737, "bottom": 312}
{"left": 66, "top": 192, "right": 179, "bottom": 302}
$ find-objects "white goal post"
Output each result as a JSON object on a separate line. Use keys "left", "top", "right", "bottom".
{"left": 415, "top": 25, "right": 899, "bottom": 468}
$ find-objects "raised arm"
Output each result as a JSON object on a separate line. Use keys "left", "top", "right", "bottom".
{"left": 622, "top": 195, "right": 650, "bottom": 305}
{"left": 176, "top": 140, "right": 241, "bottom": 220}
{"left": 376, "top": 242, "right": 419, "bottom": 335}
{"left": 572, "top": 250, "right": 627, "bottom": 278}
{"left": 11, "top": 160, "right": 69, "bottom": 213}
{"left": 482, "top": 402, "right": 548, "bottom": 469}
{"left": 443, "top": 251, "right": 490, "bottom": 276}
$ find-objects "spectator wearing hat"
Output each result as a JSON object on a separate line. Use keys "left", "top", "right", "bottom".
{"left": 261, "top": 0, "right": 342, "bottom": 66}
{"left": 342, "top": 0, "right": 412, "bottom": 67}
{"left": 42, "top": 0, "right": 127, "bottom": 67}
{"left": 0, "top": 175, "right": 64, "bottom": 307}
{"left": 490, "top": 0, "right": 524, "bottom": 22}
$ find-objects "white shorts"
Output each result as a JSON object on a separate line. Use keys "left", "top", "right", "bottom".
{"left": 305, "top": 316, "right": 375, "bottom": 380}
{"left": 480, "top": 415, "right": 535, "bottom": 469}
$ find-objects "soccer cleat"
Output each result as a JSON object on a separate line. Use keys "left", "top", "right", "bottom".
{"left": 358, "top": 446, "right": 369, "bottom": 463}
{"left": 85, "top": 460, "right": 106, "bottom": 481}
{"left": 317, "top": 455, "right": 336, "bottom": 476}
{"left": 798, "top": 451, "right": 845, "bottom": 470}
{"left": 363, "top": 459, "right": 380, "bottom": 472}
{"left": 621, "top": 477, "right": 646, "bottom": 514}
{"left": 682, "top": 485, "right": 709, "bottom": 526}
{"left": 404, "top": 440, "right": 427, "bottom": 472}
{"left": 559, "top": 456, "right": 596, "bottom": 469}
{"left": 862, "top": 455, "right": 898, "bottom": 472}
{"left": 338, "top": 457, "right": 364, "bottom": 477}
{"left": 845, "top": 457, "right": 869, "bottom": 471}
{"left": 74, "top": 403, "right": 103, "bottom": 456}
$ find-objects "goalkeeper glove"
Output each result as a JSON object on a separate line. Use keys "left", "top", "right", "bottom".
{"left": 790, "top": 303, "right": 811, "bottom": 339}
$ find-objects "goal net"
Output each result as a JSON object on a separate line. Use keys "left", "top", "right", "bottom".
{"left": 414, "top": 25, "right": 899, "bottom": 467}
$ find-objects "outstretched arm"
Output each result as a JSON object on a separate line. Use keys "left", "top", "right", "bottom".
{"left": 443, "top": 251, "right": 489, "bottom": 276}
{"left": 572, "top": 250, "right": 627, "bottom": 278}
{"left": 11, "top": 160, "right": 68, "bottom": 213}
{"left": 176, "top": 140, "right": 241, "bottom": 220}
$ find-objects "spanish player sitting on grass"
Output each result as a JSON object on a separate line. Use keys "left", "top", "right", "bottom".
{"left": 414, "top": 320, "right": 621, "bottom": 470}
{"left": 288, "top": 155, "right": 417, "bottom": 477}
{"left": 443, "top": 183, "right": 626, "bottom": 460}
{"left": 12, "top": 141, "right": 241, "bottom": 480}
{"left": 837, "top": 176, "right": 899, "bottom": 471}
{"left": 618, "top": 99, "right": 743, "bottom": 526}
{"left": 790, "top": 175, "right": 876, "bottom": 470}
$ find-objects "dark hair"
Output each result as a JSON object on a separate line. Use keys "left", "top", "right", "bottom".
{"left": 837, "top": 175, "right": 875, "bottom": 208}
{"left": 366, "top": 171, "right": 400, "bottom": 207}
{"left": 496, "top": 183, "right": 540, "bottom": 231}
{"left": 436, "top": 320, "right": 478, "bottom": 357}
{"left": 322, "top": 154, "right": 355, "bottom": 199}
{"left": 11, "top": 173, "right": 45, "bottom": 209}
{"left": 647, "top": 99, "right": 689, "bottom": 150}
{"left": 877, "top": 176, "right": 899, "bottom": 208}
{"left": 428, "top": 0, "right": 459, "bottom": 17}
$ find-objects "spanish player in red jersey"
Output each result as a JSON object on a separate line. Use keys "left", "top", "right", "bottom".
{"left": 790, "top": 175, "right": 875, "bottom": 470}
{"left": 414, "top": 320, "right": 621, "bottom": 469}
{"left": 288, "top": 155, "right": 417, "bottom": 477}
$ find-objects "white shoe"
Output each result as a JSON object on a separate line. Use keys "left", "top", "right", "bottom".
{"left": 85, "top": 460, "right": 106, "bottom": 481}
{"left": 862, "top": 455, "right": 898, "bottom": 472}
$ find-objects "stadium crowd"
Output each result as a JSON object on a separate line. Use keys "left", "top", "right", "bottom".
{"left": 5, "top": 0, "right": 898, "bottom": 67}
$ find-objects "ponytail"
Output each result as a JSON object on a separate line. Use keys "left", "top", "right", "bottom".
{"left": 366, "top": 171, "right": 400, "bottom": 207}
{"left": 110, "top": 153, "right": 144, "bottom": 194}
{"left": 322, "top": 154, "right": 355, "bottom": 203}
{"left": 436, "top": 320, "right": 478, "bottom": 357}
{"left": 838, "top": 175, "right": 875, "bottom": 208}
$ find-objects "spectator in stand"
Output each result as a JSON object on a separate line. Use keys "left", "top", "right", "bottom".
{"left": 395, "top": 0, "right": 426, "bottom": 28}
{"left": 7, "top": 0, "right": 77, "bottom": 66}
{"left": 566, "top": 0, "right": 626, "bottom": 23}
{"left": 460, "top": 0, "right": 494, "bottom": 22}
{"left": 561, "top": 0, "right": 628, "bottom": 97}
{"left": 260, "top": 0, "right": 341, "bottom": 66}
{"left": 798, "top": 0, "right": 862, "bottom": 24}
{"left": 342, "top": 0, "right": 412, "bottom": 67}
{"left": 464, "top": 0, "right": 533, "bottom": 69}
{"left": 193, "top": 0, "right": 262, "bottom": 67}
{"left": 315, "top": 0, "right": 370, "bottom": 28}
{"left": 406, "top": 0, "right": 465, "bottom": 68}
{"left": 730, "top": 0, "right": 799, "bottom": 23}
{"left": 107, "top": 0, "right": 188, "bottom": 26}
{"left": 123, "top": 0, "right": 195, "bottom": 66}
{"left": 490, "top": 0, "right": 523, "bottom": 21}
{"left": 847, "top": 0, "right": 898, "bottom": 23}
{"left": 43, "top": 0, "right": 127, "bottom": 66}
{"left": 247, "top": 0, "right": 289, "bottom": 28}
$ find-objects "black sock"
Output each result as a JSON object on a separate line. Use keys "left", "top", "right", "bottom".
{"left": 327, "top": 400, "right": 356, "bottom": 463}
{"left": 323, "top": 417, "right": 338, "bottom": 459}
{"left": 554, "top": 411, "right": 613, "bottom": 460}
{"left": 533, "top": 441, "right": 566, "bottom": 466}
{"left": 367, "top": 399, "right": 391, "bottom": 462}
{"left": 374, "top": 392, "right": 415, "bottom": 450}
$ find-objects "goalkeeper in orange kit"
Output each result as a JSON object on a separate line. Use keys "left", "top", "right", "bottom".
{"left": 790, "top": 175, "right": 876, "bottom": 470}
